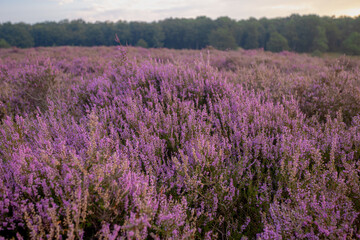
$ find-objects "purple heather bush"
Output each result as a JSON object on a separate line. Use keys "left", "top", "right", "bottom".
{"left": 0, "top": 46, "right": 359, "bottom": 239}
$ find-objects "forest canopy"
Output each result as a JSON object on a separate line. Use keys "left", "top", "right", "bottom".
{"left": 1, "top": 14, "right": 360, "bottom": 55}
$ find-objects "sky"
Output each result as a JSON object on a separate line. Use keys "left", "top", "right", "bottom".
{"left": 0, "top": 0, "right": 359, "bottom": 24}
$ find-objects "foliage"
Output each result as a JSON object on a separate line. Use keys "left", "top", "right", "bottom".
{"left": 0, "top": 22, "right": 34, "bottom": 48}
{"left": 136, "top": 38, "right": 148, "bottom": 48}
{"left": 0, "top": 39, "right": 11, "bottom": 48}
{"left": 343, "top": 32, "right": 360, "bottom": 55}
{"left": 313, "top": 26, "right": 329, "bottom": 52}
{"left": 241, "top": 19, "right": 261, "bottom": 49}
{"left": 208, "top": 28, "right": 237, "bottom": 50}
{"left": 266, "top": 32, "right": 289, "bottom": 52}
{"left": 1, "top": 15, "right": 360, "bottom": 55}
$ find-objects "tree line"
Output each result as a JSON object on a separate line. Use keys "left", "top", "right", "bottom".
{"left": 0, "top": 14, "right": 360, "bottom": 55}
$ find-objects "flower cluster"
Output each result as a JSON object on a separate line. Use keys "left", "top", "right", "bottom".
{"left": 0, "top": 46, "right": 359, "bottom": 239}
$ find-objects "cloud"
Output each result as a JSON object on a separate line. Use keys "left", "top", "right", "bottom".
{"left": 1, "top": 0, "right": 359, "bottom": 23}
{"left": 53, "top": 0, "right": 75, "bottom": 5}
{"left": 35, "top": 0, "right": 360, "bottom": 21}
{"left": 335, "top": 7, "right": 360, "bottom": 17}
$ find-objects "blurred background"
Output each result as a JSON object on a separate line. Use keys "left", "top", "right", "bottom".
{"left": 0, "top": 0, "right": 359, "bottom": 55}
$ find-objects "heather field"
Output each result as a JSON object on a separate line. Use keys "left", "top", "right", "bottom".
{"left": 0, "top": 46, "right": 360, "bottom": 239}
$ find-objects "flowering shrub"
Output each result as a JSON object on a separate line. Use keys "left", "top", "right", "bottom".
{"left": 0, "top": 47, "right": 359, "bottom": 239}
